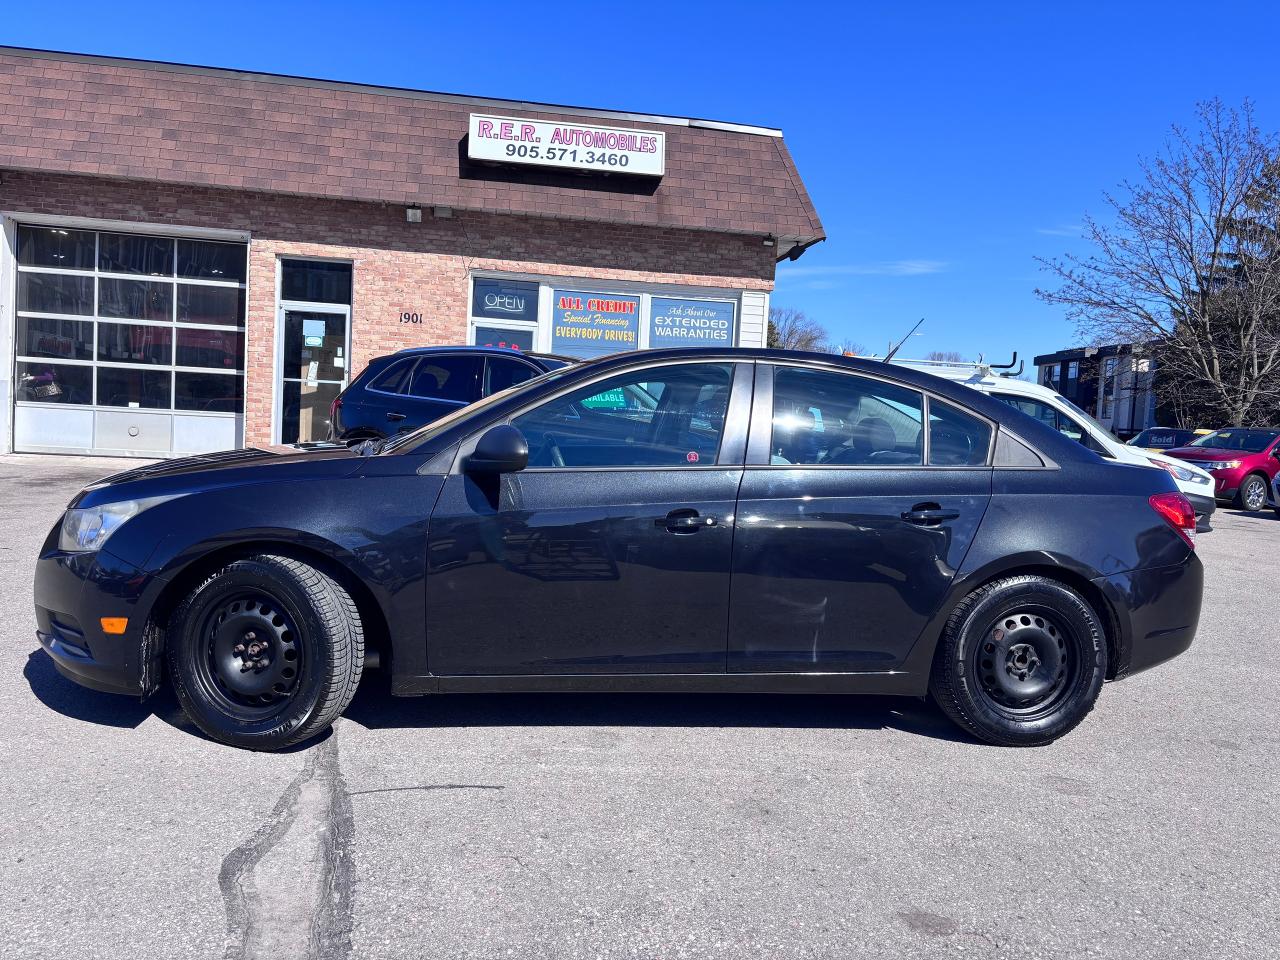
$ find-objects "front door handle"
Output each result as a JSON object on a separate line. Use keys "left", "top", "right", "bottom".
{"left": 656, "top": 509, "right": 718, "bottom": 534}
{"left": 386, "top": 411, "right": 407, "bottom": 422}
{"left": 901, "top": 503, "right": 960, "bottom": 526}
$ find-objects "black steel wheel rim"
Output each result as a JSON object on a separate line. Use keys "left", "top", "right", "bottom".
{"left": 1244, "top": 477, "right": 1266, "bottom": 511}
{"left": 194, "top": 590, "right": 303, "bottom": 721}
{"left": 973, "top": 607, "right": 1080, "bottom": 718}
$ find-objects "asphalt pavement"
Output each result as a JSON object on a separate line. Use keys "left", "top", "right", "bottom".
{"left": 0, "top": 454, "right": 1275, "bottom": 960}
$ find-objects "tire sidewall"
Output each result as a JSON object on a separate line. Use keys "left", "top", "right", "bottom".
{"left": 168, "top": 560, "right": 337, "bottom": 748}
{"left": 944, "top": 579, "right": 1106, "bottom": 744}
{"left": 1241, "top": 474, "right": 1267, "bottom": 512}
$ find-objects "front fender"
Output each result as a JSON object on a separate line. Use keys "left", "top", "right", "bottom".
{"left": 108, "top": 470, "right": 447, "bottom": 689}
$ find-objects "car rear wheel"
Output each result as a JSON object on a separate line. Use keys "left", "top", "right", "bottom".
{"left": 166, "top": 554, "right": 363, "bottom": 750}
{"left": 1234, "top": 474, "right": 1268, "bottom": 512}
{"left": 929, "top": 575, "right": 1106, "bottom": 747}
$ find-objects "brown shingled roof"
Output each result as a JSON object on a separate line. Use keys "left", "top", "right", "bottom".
{"left": 0, "top": 48, "right": 824, "bottom": 247}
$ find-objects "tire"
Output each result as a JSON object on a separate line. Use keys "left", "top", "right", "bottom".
{"left": 1233, "top": 474, "right": 1268, "bottom": 512}
{"left": 166, "top": 554, "right": 364, "bottom": 750}
{"left": 929, "top": 575, "right": 1107, "bottom": 747}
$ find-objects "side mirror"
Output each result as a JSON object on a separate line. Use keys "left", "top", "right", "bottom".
{"left": 466, "top": 424, "right": 528, "bottom": 474}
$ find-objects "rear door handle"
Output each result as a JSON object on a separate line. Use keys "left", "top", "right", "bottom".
{"left": 656, "top": 509, "right": 718, "bottom": 533}
{"left": 901, "top": 503, "right": 960, "bottom": 525}
{"left": 386, "top": 411, "right": 407, "bottom": 422}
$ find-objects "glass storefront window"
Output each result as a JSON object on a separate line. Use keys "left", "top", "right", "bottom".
{"left": 13, "top": 224, "right": 247, "bottom": 416}
{"left": 97, "top": 323, "right": 173, "bottom": 365}
{"left": 18, "top": 272, "right": 94, "bottom": 315}
{"left": 473, "top": 324, "right": 535, "bottom": 351}
{"left": 17, "top": 226, "right": 96, "bottom": 270}
{"left": 98, "top": 233, "right": 174, "bottom": 276}
{"left": 15, "top": 361, "right": 93, "bottom": 404}
{"left": 15, "top": 316, "right": 93, "bottom": 361}
{"left": 96, "top": 367, "right": 171, "bottom": 409}
{"left": 281, "top": 260, "right": 352, "bottom": 305}
{"left": 175, "top": 372, "right": 243, "bottom": 412}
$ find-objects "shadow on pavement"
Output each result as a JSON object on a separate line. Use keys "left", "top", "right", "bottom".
{"left": 25, "top": 646, "right": 971, "bottom": 746}
{"left": 342, "top": 673, "right": 973, "bottom": 744}
{"left": 24, "top": 648, "right": 156, "bottom": 729}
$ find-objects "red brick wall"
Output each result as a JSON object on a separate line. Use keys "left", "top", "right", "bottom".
{"left": 2, "top": 171, "right": 776, "bottom": 445}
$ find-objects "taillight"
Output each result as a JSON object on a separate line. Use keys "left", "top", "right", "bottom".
{"left": 330, "top": 395, "right": 342, "bottom": 421}
{"left": 1149, "top": 492, "right": 1196, "bottom": 549}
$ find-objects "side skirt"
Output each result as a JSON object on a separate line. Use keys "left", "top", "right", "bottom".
{"left": 390, "top": 670, "right": 928, "bottom": 697}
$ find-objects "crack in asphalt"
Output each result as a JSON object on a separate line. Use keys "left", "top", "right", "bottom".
{"left": 347, "top": 784, "right": 504, "bottom": 797}
{"left": 219, "top": 735, "right": 355, "bottom": 960}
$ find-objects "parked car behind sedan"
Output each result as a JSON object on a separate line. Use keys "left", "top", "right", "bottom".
{"left": 35, "top": 349, "right": 1202, "bottom": 752}
{"left": 891, "top": 359, "right": 1217, "bottom": 528}
{"left": 1126, "top": 427, "right": 1198, "bottom": 452}
{"left": 1166, "top": 427, "right": 1280, "bottom": 512}
{"left": 328, "top": 346, "right": 574, "bottom": 443}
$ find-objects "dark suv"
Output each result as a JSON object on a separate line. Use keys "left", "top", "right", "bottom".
{"left": 329, "top": 346, "right": 573, "bottom": 442}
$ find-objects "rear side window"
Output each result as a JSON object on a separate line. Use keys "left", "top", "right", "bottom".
{"left": 366, "top": 358, "right": 416, "bottom": 394}
{"left": 407, "top": 356, "right": 481, "bottom": 402}
{"left": 928, "top": 399, "right": 992, "bottom": 465}
{"left": 771, "top": 367, "right": 924, "bottom": 466}
{"left": 485, "top": 356, "right": 539, "bottom": 396}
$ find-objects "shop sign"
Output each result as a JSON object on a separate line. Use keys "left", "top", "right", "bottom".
{"left": 648, "top": 297, "right": 737, "bottom": 348}
{"left": 551, "top": 290, "right": 640, "bottom": 359}
{"left": 468, "top": 114, "right": 665, "bottom": 177}
{"left": 473, "top": 278, "right": 540, "bottom": 322}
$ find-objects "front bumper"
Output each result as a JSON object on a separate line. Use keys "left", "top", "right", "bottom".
{"left": 1092, "top": 552, "right": 1204, "bottom": 680}
{"left": 33, "top": 539, "right": 160, "bottom": 697}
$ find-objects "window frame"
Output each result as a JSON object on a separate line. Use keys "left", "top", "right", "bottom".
{"left": 745, "top": 362, "right": 997, "bottom": 470}
{"left": 482, "top": 354, "right": 542, "bottom": 397}
{"left": 450, "top": 357, "right": 753, "bottom": 473}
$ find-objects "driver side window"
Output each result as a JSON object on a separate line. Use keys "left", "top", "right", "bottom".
{"left": 511, "top": 362, "right": 734, "bottom": 468}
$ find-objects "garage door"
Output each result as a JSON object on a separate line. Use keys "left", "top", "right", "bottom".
{"left": 12, "top": 224, "right": 247, "bottom": 456}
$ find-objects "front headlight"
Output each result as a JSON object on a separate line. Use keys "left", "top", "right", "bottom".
{"left": 58, "top": 496, "right": 177, "bottom": 553}
{"left": 1150, "top": 458, "right": 1196, "bottom": 483}
{"left": 1204, "top": 459, "right": 1242, "bottom": 471}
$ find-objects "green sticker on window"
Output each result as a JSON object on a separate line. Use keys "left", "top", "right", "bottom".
{"left": 582, "top": 388, "right": 627, "bottom": 409}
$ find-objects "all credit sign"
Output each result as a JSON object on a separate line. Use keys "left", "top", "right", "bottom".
{"left": 468, "top": 114, "right": 666, "bottom": 177}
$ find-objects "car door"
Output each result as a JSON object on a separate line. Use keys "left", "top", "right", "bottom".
{"left": 728, "top": 363, "right": 993, "bottom": 673}
{"left": 348, "top": 356, "right": 418, "bottom": 436}
{"left": 425, "top": 359, "right": 750, "bottom": 676}
{"left": 398, "top": 354, "right": 483, "bottom": 430}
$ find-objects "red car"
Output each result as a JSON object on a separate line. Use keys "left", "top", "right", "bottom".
{"left": 1167, "top": 427, "right": 1280, "bottom": 512}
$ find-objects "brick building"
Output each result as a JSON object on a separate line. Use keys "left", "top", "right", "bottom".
{"left": 0, "top": 47, "right": 824, "bottom": 456}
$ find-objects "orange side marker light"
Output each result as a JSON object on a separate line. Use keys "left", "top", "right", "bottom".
{"left": 100, "top": 617, "right": 128, "bottom": 635}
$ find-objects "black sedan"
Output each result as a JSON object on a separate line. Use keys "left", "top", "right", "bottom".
{"left": 328, "top": 345, "right": 573, "bottom": 443}
{"left": 34, "top": 349, "right": 1203, "bottom": 750}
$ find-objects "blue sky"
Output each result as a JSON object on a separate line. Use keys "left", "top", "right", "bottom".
{"left": 5, "top": 1, "right": 1280, "bottom": 364}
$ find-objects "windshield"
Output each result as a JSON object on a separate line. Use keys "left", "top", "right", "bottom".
{"left": 1188, "top": 428, "right": 1280, "bottom": 453}
{"left": 380, "top": 364, "right": 578, "bottom": 454}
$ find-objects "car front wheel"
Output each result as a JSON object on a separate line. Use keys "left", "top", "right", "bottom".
{"left": 166, "top": 554, "right": 364, "bottom": 750}
{"left": 1234, "top": 474, "right": 1268, "bottom": 512}
{"left": 929, "top": 575, "right": 1106, "bottom": 747}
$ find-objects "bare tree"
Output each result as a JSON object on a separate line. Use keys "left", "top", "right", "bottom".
{"left": 1037, "top": 99, "right": 1280, "bottom": 426}
{"left": 768, "top": 307, "right": 829, "bottom": 352}
{"left": 831, "top": 340, "right": 868, "bottom": 356}
{"left": 925, "top": 350, "right": 967, "bottom": 363}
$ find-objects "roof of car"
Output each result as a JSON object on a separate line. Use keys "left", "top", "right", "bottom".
{"left": 387, "top": 345, "right": 575, "bottom": 365}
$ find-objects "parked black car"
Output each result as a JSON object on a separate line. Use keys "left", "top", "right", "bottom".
{"left": 328, "top": 345, "right": 573, "bottom": 442}
{"left": 34, "top": 349, "right": 1203, "bottom": 751}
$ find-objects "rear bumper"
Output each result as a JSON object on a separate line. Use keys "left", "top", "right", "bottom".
{"left": 33, "top": 538, "right": 160, "bottom": 697}
{"left": 1092, "top": 553, "right": 1203, "bottom": 679}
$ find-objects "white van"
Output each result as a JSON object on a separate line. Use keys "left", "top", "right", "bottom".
{"left": 892, "top": 358, "right": 1217, "bottom": 528}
